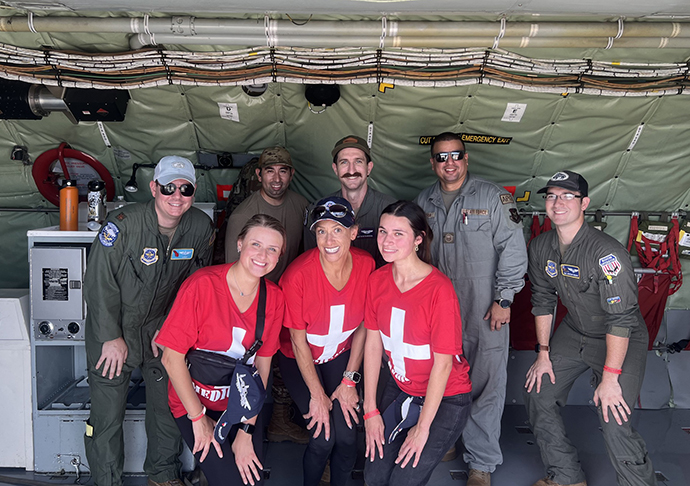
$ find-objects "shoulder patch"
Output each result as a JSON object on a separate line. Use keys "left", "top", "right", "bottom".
{"left": 500, "top": 193, "right": 515, "bottom": 205}
{"left": 545, "top": 260, "right": 557, "bottom": 278}
{"left": 140, "top": 248, "right": 159, "bottom": 265}
{"left": 509, "top": 208, "right": 522, "bottom": 223}
{"left": 599, "top": 254, "right": 622, "bottom": 277}
{"left": 98, "top": 222, "right": 120, "bottom": 247}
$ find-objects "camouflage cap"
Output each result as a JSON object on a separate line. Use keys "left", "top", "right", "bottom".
{"left": 258, "top": 146, "right": 293, "bottom": 169}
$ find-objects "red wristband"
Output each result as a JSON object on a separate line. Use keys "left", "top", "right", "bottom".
{"left": 603, "top": 365, "right": 622, "bottom": 375}
{"left": 341, "top": 378, "right": 356, "bottom": 387}
{"left": 188, "top": 406, "right": 206, "bottom": 422}
{"left": 363, "top": 409, "right": 380, "bottom": 420}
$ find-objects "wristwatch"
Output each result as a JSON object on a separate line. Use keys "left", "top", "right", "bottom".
{"left": 535, "top": 343, "right": 550, "bottom": 353}
{"left": 495, "top": 299, "right": 511, "bottom": 309}
{"left": 343, "top": 370, "right": 361, "bottom": 383}
{"left": 240, "top": 423, "right": 256, "bottom": 435}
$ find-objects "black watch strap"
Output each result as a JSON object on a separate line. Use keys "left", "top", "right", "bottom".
{"left": 240, "top": 423, "right": 256, "bottom": 435}
{"left": 535, "top": 343, "right": 550, "bottom": 353}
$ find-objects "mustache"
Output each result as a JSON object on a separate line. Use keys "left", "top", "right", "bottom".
{"left": 342, "top": 173, "right": 363, "bottom": 178}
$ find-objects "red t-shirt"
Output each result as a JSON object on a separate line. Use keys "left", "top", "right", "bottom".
{"left": 279, "top": 247, "right": 375, "bottom": 364}
{"left": 365, "top": 265, "right": 471, "bottom": 397}
{"left": 156, "top": 263, "right": 284, "bottom": 418}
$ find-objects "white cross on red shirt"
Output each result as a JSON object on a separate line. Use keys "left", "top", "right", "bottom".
{"left": 306, "top": 304, "right": 357, "bottom": 364}
{"left": 380, "top": 307, "right": 430, "bottom": 382}
{"left": 197, "top": 327, "right": 255, "bottom": 365}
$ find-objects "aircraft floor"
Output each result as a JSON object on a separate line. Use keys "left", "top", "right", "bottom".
{"left": 1, "top": 405, "right": 688, "bottom": 486}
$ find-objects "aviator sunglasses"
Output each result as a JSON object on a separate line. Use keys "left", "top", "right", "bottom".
{"left": 157, "top": 181, "right": 195, "bottom": 197}
{"left": 433, "top": 150, "right": 465, "bottom": 163}
{"left": 311, "top": 203, "right": 352, "bottom": 221}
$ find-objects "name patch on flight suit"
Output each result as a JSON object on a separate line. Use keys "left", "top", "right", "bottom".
{"left": 171, "top": 248, "right": 194, "bottom": 260}
{"left": 461, "top": 209, "right": 489, "bottom": 216}
{"left": 358, "top": 228, "right": 375, "bottom": 239}
{"left": 141, "top": 248, "right": 159, "bottom": 265}
{"left": 599, "top": 254, "right": 621, "bottom": 277}
{"left": 561, "top": 264, "right": 580, "bottom": 279}
{"left": 545, "top": 260, "right": 557, "bottom": 278}
{"left": 443, "top": 233, "right": 455, "bottom": 243}
{"left": 98, "top": 222, "right": 120, "bottom": 247}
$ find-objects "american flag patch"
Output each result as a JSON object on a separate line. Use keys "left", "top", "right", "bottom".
{"left": 599, "top": 254, "right": 621, "bottom": 277}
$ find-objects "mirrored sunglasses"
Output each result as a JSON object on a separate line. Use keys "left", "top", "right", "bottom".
{"left": 157, "top": 182, "right": 195, "bottom": 197}
{"left": 433, "top": 151, "right": 465, "bottom": 163}
{"left": 311, "top": 203, "right": 350, "bottom": 221}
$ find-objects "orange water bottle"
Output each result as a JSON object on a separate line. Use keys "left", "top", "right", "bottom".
{"left": 59, "top": 179, "right": 79, "bottom": 231}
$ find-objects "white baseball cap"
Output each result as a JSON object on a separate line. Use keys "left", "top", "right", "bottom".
{"left": 154, "top": 156, "right": 196, "bottom": 185}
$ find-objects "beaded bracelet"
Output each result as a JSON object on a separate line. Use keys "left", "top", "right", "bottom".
{"left": 603, "top": 365, "right": 622, "bottom": 375}
{"left": 363, "top": 409, "right": 381, "bottom": 420}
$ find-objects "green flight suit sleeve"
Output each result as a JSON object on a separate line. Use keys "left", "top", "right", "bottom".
{"left": 528, "top": 239, "right": 558, "bottom": 317}
{"left": 594, "top": 249, "right": 641, "bottom": 338}
{"left": 84, "top": 220, "right": 126, "bottom": 344}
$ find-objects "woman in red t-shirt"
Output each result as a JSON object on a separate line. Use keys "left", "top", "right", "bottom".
{"left": 156, "top": 214, "right": 286, "bottom": 486}
{"left": 278, "top": 196, "right": 375, "bottom": 486}
{"left": 363, "top": 201, "right": 472, "bottom": 486}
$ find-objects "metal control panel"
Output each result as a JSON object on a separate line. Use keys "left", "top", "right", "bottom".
{"left": 30, "top": 247, "right": 86, "bottom": 340}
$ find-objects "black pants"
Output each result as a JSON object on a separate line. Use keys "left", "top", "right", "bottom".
{"left": 278, "top": 351, "right": 358, "bottom": 486}
{"left": 364, "top": 378, "right": 471, "bottom": 486}
{"left": 175, "top": 409, "right": 264, "bottom": 486}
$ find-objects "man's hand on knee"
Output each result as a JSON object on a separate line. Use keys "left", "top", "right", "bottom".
{"left": 524, "top": 354, "right": 555, "bottom": 393}
{"left": 96, "top": 337, "right": 128, "bottom": 379}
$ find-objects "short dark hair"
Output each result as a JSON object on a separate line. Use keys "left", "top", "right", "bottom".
{"left": 430, "top": 132, "right": 465, "bottom": 157}
{"left": 380, "top": 200, "right": 434, "bottom": 264}
{"left": 237, "top": 214, "right": 287, "bottom": 255}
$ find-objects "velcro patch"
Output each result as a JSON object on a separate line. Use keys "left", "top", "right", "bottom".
{"left": 98, "top": 222, "right": 120, "bottom": 247}
{"left": 607, "top": 296, "right": 622, "bottom": 305}
{"left": 599, "top": 254, "right": 621, "bottom": 277}
{"left": 545, "top": 260, "right": 557, "bottom": 278}
{"left": 116, "top": 213, "right": 126, "bottom": 221}
{"left": 171, "top": 248, "right": 194, "bottom": 260}
{"left": 141, "top": 248, "right": 159, "bottom": 266}
{"left": 500, "top": 194, "right": 515, "bottom": 205}
{"left": 462, "top": 209, "right": 489, "bottom": 216}
{"left": 443, "top": 232, "right": 455, "bottom": 243}
{"left": 561, "top": 264, "right": 580, "bottom": 279}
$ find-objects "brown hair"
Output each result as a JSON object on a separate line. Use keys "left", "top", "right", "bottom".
{"left": 380, "top": 200, "right": 434, "bottom": 264}
{"left": 237, "top": 214, "right": 287, "bottom": 255}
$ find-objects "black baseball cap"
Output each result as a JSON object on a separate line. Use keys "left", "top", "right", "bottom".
{"left": 309, "top": 196, "right": 356, "bottom": 231}
{"left": 537, "top": 170, "right": 588, "bottom": 197}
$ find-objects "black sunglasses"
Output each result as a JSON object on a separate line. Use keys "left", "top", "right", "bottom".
{"left": 157, "top": 182, "right": 195, "bottom": 197}
{"left": 311, "top": 203, "right": 350, "bottom": 221}
{"left": 433, "top": 151, "right": 465, "bottom": 163}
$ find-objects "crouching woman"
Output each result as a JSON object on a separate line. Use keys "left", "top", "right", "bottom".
{"left": 156, "top": 214, "right": 287, "bottom": 486}
{"left": 363, "top": 201, "right": 472, "bottom": 486}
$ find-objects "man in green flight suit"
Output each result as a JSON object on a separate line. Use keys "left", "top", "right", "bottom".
{"left": 84, "top": 156, "right": 214, "bottom": 486}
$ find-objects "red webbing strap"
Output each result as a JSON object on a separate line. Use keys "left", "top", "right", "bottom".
{"left": 627, "top": 214, "right": 638, "bottom": 253}
{"left": 529, "top": 214, "right": 552, "bottom": 244}
{"left": 667, "top": 217, "right": 683, "bottom": 294}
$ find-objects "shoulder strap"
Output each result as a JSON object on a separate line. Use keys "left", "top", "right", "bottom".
{"left": 241, "top": 277, "right": 267, "bottom": 364}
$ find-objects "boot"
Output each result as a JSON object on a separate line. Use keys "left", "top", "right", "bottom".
{"left": 532, "top": 478, "right": 587, "bottom": 486}
{"left": 267, "top": 402, "right": 309, "bottom": 444}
